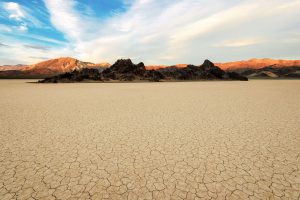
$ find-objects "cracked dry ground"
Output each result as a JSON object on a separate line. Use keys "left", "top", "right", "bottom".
{"left": 0, "top": 80, "right": 300, "bottom": 200}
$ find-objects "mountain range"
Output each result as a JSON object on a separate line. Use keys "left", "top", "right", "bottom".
{"left": 0, "top": 57, "right": 299, "bottom": 79}
{"left": 216, "top": 58, "right": 300, "bottom": 71}
{"left": 39, "top": 59, "right": 247, "bottom": 83}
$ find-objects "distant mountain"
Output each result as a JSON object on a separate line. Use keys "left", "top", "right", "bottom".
{"left": 1, "top": 57, "right": 299, "bottom": 79}
{"left": 214, "top": 58, "right": 300, "bottom": 79}
{"left": 39, "top": 59, "right": 248, "bottom": 83}
{"left": 240, "top": 66, "right": 300, "bottom": 79}
{"left": 0, "top": 57, "right": 110, "bottom": 78}
{"left": 0, "top": 64, "right": 26, "bottom": 71}
{"left": 22, "top": 57, "right": 110, "bottom": 74}
{"left": 216, "top": 58, "right": 300, "bottom": 71}
{"left": 146, "top": 59, "right": 300, "bottom": 71}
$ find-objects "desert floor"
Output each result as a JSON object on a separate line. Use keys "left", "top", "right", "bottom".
{"left": 0, "top": 80, "right": 299, "bottom": 200}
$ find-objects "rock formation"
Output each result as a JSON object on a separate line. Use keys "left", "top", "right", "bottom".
{"left": 102, "top": 59, "right": 149, "bottom": 81}
{"left": 157, "top": 60, "right": 247, "bottom": 81}
{"left": 39, "top": 68, "right": 102, "bottom": 83}
{"left": 2, "top": 57, "right": 300, "bottom": 79}
{"left": 39, "top": 59, "right": 248, "bottom": 83}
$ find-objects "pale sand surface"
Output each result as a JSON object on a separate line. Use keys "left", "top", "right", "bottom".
{"left": 0, "top": 80, "right": 300, "bottom": 200}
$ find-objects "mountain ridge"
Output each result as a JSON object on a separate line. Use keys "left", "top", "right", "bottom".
{"left": 215, "top": 58, "right": 300, "bottom": 71}
{"left": 2, "top": 58, "right": 300, "bottom": 72}
{"left": 1, "top": 57, "right": 300, "bottom": 79}
{"left": 38, "top": 59, "right": 248, "bottom": 83}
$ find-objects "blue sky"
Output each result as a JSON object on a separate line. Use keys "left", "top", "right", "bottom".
{"left": 0, "top": 0, "right": 299, "bottom": 65}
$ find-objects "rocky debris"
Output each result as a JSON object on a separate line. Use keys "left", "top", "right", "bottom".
{"left": 38, "top": 59, "right": 248, "bottom": 83}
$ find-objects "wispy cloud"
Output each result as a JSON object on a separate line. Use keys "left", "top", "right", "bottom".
{"left": 26, "top": 35, "right": 67, "bottom": 45}
{"left": 3, "top": 2, "right": 25, "bottom": 21}
{"left": 1, "top": 2, "right": 29, "bottom": 32}
{"left": 1, "top": 0, "right": 300, "bottom": 65}
{"left": 0, "top": 33, "right": 71, "bottom": 65}
{"left": 0, "top": 1, "right": 47, "bottom": 32}
{"left": 29, "top": 56, "right": 50, "bottom": 60}
{"left": 0, "top": 24, "right": 13, "bottom": 32}
{"left": 215, "top": 38, "right": 265, "bottom": 47}
{"left": 24, "top": 44, "right": 49, "bottom": 51}
{"left": 43, "top": 0, "right": 95, "bottom": 42}
{"left": 44, "top": 0, "right": 299, "bottom": 64}
{"left": 0, "top": 42, "right": 10, "bottom": 47}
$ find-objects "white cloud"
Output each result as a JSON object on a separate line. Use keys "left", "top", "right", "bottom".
{"left": 3, "top": 2, "right": 25, "bottom": 21}
{"left": 215, "top": 38, "right": 265, "bottom": 47}
{"left": 1, "top": 2, "right": 29, "bottom": 32}
{"left": 0, "top": 24, "right": 13, "bottom": 32}
{"left": 17, "top": 23, "right": 28, "bottom": 32}
{"left": 43, "top": 0, "right": 96, "bottom": 42}
{"left": 5, "top": 0, "right": 300, "bottom": 65}
{"left": 1, "top": 1, "right": 47, "bottom": 32}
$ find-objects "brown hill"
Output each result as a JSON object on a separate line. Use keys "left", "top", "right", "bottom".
{"left": 0, "top": 57, "right": 110, "bottom": 77}
{"left": 146, "top": 59, "right": 300, "bottom": 71}
{"left": 216, "top": 58, "right": 300, "bottom": 71}
{"left": 22, "top": 57, "right": 110, "bottom": 74}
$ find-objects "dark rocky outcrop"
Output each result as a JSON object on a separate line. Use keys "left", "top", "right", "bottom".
{"left": 200, "top": 60, "right": 225, "bottom": 79}
{"left": 144, "top": 70, "right": 165, "bottom": 82}
{"left": 225, "top": 72, "right": 249, "bottom": 81}
{"left": 38, "top": 59, "right": 248, "bottom": 83}
{"left": 101, "top": 59, "right": 148, "bottom": 81}
{"left": 39, "top": 68, "right": 101, "bottom": 83}
{"left": 157, "top": 60, "right": 248, "bottom": 81}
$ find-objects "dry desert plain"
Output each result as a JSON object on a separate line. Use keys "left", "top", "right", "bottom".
{"left": 0, "top": 79, "right": 300, "bottom": 200}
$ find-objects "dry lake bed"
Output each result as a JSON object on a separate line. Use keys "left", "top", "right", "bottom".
{"left": 0, "top": 79, "right": 300, "bottom": 200}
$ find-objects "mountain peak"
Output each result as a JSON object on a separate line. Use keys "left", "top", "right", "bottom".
{"left": 202, "top": 60, "right": 215, "bottom": 68}
{"left": 18, "top": 57, "right": 110, "bottom": 75}
{"left": 103, "top": 58, "right": 146, "bottom": 80}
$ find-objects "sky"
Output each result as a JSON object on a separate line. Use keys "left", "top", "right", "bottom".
{"left": 0, "top": 0, "right": 299, "bottom": 65}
